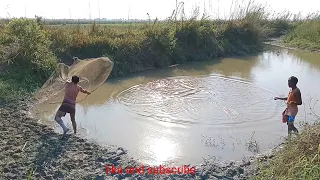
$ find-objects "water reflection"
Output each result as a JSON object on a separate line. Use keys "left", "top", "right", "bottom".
{"left": 33, "top": 47, "right": 320, "bottom": 166}
{"left": 148, "top": 137, "right": 177, "bottom": 165}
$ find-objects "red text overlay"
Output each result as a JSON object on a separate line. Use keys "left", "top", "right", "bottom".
{"left": 106, "top": 165, "right": 196, "bottom": 175}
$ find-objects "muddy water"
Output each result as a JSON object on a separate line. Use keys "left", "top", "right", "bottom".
{"left": 33, "top": 46, "right": 320, "bottom": 166}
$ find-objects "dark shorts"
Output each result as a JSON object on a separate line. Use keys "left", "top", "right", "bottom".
{"left": 58, "top": 99, "right": 75, "bottom": 115}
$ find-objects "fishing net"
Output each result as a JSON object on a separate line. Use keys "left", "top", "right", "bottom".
{"left": 34, "top": 57, "right": 114, "bottom": 104}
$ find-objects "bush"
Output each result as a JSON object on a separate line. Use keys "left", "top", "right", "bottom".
{"left": 0, "top": 18, "right": 57, "bottom": 79}
{"left": 283, "top": 20, "right": 320, "bottom": 50}
{"left": 0, "top": 18, "right": 57, "bottom": 100}
{"left": 173, "top": 20, "right": 221, "bottom": 61}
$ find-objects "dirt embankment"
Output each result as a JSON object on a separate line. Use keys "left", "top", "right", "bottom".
{"left": 0, "top": 97, "right": 274, "bottom": 180}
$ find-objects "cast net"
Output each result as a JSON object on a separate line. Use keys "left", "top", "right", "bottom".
{"left": 34, "top": 57, "right": 114, "bottom": 104}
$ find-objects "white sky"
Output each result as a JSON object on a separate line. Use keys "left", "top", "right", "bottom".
{"left": 0, "top": 0, "right": 319, "bottom": 20}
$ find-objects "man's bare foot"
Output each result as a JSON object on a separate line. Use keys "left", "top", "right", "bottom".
{"left": 63, "top": 128, "right": 70, "bottom": 136}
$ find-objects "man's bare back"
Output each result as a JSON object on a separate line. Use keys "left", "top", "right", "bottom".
{"left": 64, "top": 81, "right": 84, "bottom": 102}
{"left": 55, "top": 76, "right": 91, "bottom": 136}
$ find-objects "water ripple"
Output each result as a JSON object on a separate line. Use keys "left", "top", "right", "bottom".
{"left": 116, "top": 75, "right": 278, "bottom": 126}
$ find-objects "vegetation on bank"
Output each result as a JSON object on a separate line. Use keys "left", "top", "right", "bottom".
{"left": 254, "top": 123, "right": 320, "bottom": 179}
{"left": 0, "top": 2, "right": 317, "bottom": 102}
{"left": 0, "top": 18, "right": 57, "bottom": 102}
{"left": 283, "top": 18, "right": 320, "bottom": 51}
{"left": 0, "top": 8, "right": 285, "bottom": 101}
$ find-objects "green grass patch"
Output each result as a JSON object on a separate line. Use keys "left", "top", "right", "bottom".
{"left": 283, "top": 20, "right": 320, "bottom": 50}
{"left": 254, "top": 123, "right": 320, "bottom": 179}
{"left": 0, "top": 18, "right": 57, "bottom": 101}
{"left": 0, "top": 72, "right": 41, "bottom": 102}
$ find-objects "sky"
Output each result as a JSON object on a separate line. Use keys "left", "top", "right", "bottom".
{"left": 0, "top": 0, "right": 319, "bottom": 20}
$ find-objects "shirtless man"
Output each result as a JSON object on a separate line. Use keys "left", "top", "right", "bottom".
{"left": 54, "top": 75, "right": 91, "bottom": 136}
{"left": 274, "top": 76, "right": 302, "bottom": 135}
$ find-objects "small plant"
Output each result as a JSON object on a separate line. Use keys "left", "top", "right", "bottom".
{"left": 246, "top": 131, "right": 260, "bottom": 154}
{"left": 27, "top": 167, "right": 36, "bottom": 180}
{"left": 0, "top": 169, "right": 4, "bottom": 180}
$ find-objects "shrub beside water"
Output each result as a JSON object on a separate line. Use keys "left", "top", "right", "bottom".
{"left": 47, "top": 19, "right": 266, "bottom": 78}
{"left": 0, "top": 18, "right": 57, "bottom": 100}
{"left": 283, "top": 20, "right": 320, "bottom": 50}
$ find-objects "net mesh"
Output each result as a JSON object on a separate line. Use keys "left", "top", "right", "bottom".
{"left": 34, "top": 57, "right": 114, "bottom": 104}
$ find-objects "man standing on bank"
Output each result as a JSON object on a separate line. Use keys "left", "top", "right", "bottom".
{"left": 54, "top": 75, "right": 91, "bottom": 136}
{"left": 274, "top": 76, "right": 302, "bottom": 135}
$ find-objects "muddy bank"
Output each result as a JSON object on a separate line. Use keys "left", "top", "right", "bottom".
{"left": 0, "top": 96, "right": 276, "bottom": 180}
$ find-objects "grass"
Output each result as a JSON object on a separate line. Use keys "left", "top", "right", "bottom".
{"left": 27, "top": 167, "right": 36, "bottom": 180}
{"left": 254, "top": 99, "right": 320, "bottom": 179}
{"left": 0, "top": 18, "right": 56, "bottom": 102}
{"left": 283, "top": 17, "right": 320, "bottom": 51}
{"left": 254, "top": 123, "right": 320, "bottom": 179}
{"left": 0, "top": 73, "right": 39, "bottom": 102}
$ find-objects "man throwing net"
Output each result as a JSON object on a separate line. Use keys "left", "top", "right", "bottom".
{"left": 35, "top": 57, "right": 114, "bottom": 137}
{"left": 54, "top": 75, "right": 91, "bottom": 136}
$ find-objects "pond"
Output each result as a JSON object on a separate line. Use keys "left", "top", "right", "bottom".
{"left": 33, "top": 46, "right": 320, "bottom": 166}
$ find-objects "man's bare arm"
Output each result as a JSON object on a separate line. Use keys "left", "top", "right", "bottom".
{"left": 79, "top": 86, "right": 91, "bottom": 95}
{"left": 274, "top": 97, "right": 287, "bottom": 100}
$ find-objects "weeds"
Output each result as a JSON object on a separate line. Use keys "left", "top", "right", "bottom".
{"left": 246, "top": 131, "right": 260, "bottom": 154}
{"left": 27, "top": 167, "right": 36, "bottom": 180}
{"left": 255, "top": 123, "right": 320, "bottom": 179}
{"left": 283, "top": 18, "right": 320, "bottom": 50}
{"left": 0, "top": 169, "right": 4, "bottom": 180}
